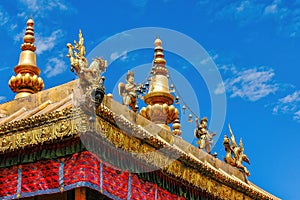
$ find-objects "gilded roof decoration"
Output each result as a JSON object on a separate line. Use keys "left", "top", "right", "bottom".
{"left": 8, "top": 18, "right": 44, "bottom": 99}
{"left": 140, "top": 38, "right": 181, "bottom": 135}
{"left": 223, "top": 124, "right": 251, "bottom": 176}
{"left": 0, "top": 80, "right": 278, "bottom": 199}
{"left": 0, "top": 22, "right": 279, "bottom": 199}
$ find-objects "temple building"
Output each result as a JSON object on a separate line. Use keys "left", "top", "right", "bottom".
{"left": 0, "top": 18, "right": 279, "bottom": 200}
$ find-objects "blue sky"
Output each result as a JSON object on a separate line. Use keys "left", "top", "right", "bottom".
{"left": 1, "top": 0, "right": 300, "bottom": 199}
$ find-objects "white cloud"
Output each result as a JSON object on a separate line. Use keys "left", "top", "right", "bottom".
{"left": 129, "top": 0, "right": 148, "bottom": 8}
{"left": 279, "top": 91, "right": 300, "bottom": 103}
{"left": 0, "top": 96, "right": 6, "bottom": 102}
{"left": 20, "top": 0, "right": 68, "bottom": 13}
{"left": 17, "top": 12, "right": 26, "bottom": 18}
{"left": 294, "top": 110, "right": 300, "bottom": 121}
{"left": 9, "top": 24, "right": 18, "bottom": 31}
{"left": 221, "top": 66, "right": 278, "bottom": 101}
{"left": 35, "top": 30, "right": 63, "bottom": 55}
{"left": 216, "top": 1, "right": 264, "bottom": 25}
{"left": 214, "top": 83, "right": 226, "bottom": 95}
{"left": 48, "top": 1, "right": 67, "bottom": 10}
{"left": 264, "top": 4, "right": 278, "bottom": 14}
{"left": 264, "top": 0, "right": 281, "bottom": 14}
{"left": 0, "top": 7, "right": 9, "bottom": 26}
{"left": 200, "top": 54, "right": 218, "bottom": 65}
{"left": 219, "top": 64, "right": 238, "bottom": 74}
{"left": 219, "top": 64, "right": 300, "bottom": 122}
{"left": 214, "top": 1, "right": 300, "bottom": 37}
{"left": 273, "top": 90, "right": 300, "bottom": 122}
{"left": 14, "top": 31, "right": 24, "bottom": 43}
{"left": 110, "top": 51, "right": 128, "bottom": 62}
{"left": 20, "top": 0, "right": 38, "bottom": 11}
{"left": 13, "top": 27, "right": 64, "bottom": 49}
{"left": 110, "top": 52, "right": 119, "bottom": 61}
{"left": 236, "top": 1, "right": 251, "bottom": 13}
{"left": 219, "top": 67, "right": 278, "bottom": 101}
{"left": 44, "top": 57, "right": 67, "bottom": 78}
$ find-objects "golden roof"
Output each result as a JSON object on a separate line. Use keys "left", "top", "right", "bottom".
{"left": 0, "top": 79, "right": 279, "bottom": 199}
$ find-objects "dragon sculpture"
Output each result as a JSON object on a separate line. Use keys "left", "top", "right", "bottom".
{"left": 223, "top": 124, "right": 250, "bottom": 176}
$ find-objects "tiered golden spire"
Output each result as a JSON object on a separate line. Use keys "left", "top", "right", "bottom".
{"left": 140, "top": 38, "right": 181, "bottom": 135}
{"left": 9, "top": 17, "right": 44, "bottom": 99}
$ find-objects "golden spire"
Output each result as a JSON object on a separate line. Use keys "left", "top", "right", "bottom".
{"left": 140, "top": 38, "right": 181, "bottom": 135}
{"left": 9, "top": 17, "right": 44, "bottom": 99}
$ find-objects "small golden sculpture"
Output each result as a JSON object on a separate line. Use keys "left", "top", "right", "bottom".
{"left": 67, "top": 30, "right": 89, "bottom": 74}
{"left": 194, "top": 117, "right": 216, "bottom": 154}
{"left": 67, "top": 29, "right": 107, "bottom": 85}
{"left": 118, "top": 71, "right": 137, "bottom": 112}
{"left": 223, "top": 124, "right": 250, "bottom": 176}
{"left": 67, "top": 30, "right": 107, "bottom": 114}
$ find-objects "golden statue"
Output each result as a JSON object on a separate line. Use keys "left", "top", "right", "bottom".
{"left": 67, "top": 30, "right": 107, "bottom": 115}
{"left": 67, "top": 29, "right": 90, "bottom": 74}
{"left": 74, "top": 30, "right": 86, "bottom": 58}
{"left": 118, "top": 71, "right": 137, "bottom": 112}
{"left": 66, "top": 29, "right": 107, "bottom": 83}
{"left": 223, "top": 124, "right": 250, "bottom": 176}
{"left": 194, "top": 117, "right": 216, "bottom": 154}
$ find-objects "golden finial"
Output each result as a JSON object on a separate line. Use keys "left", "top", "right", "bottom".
{"left": 140, "top": 38, "right": 180, "bottom": 134}
{"left": 22, "top": 17, "right": 36, "bottom": 51}
{"left": 154, "top": 36, "right": 162, "bottom": 47}
{"left": 8, "top": 17, "right": 44, "bottom": 99}
{"left": 153, "top": 36, "right": 166, "bottom": 67}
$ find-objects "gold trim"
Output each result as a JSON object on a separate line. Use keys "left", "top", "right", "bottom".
{"left": 93, "top": 114, "right": 277, "bottom": 200}
{"left": 0, "top": 98, "right": 278, "bottom": 199}
{"left": 0, "top": 108, "right": 73, "bottom": 135}
{"left": 0, "top": 117, "right": 76, "bottom": 152}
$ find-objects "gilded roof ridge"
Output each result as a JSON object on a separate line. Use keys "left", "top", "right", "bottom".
{"left": 0, "top": 95, "right": 279, "bottom": 199}
{"left": 19, "top": 100, "right": 51, "bottom": 120}
{"left": 0, "top": 107, "right": 27, "bottom": 125}
{"left": 248, "top": 182, "right": 281, "bottom": 199}
{"left": 0, "top": 78, "right": 279, "bottom": 199}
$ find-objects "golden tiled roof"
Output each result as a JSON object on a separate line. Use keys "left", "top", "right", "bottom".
{"left": 0, "top": 79, "right": 279, "bottom": 200}
{"left": 0, "top": 81, "right": 73, "bottom": 125}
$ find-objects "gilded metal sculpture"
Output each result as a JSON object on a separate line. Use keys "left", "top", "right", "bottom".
{"left": 8, "top": 18, "right": 44, "bottom": 99}
{"left": 140, "top": 38, "right": 180, "bottom": 134}
{"left": 67, "top": 30, "right": 107, "bottom": 77}
{"left": 194, "top": 117, "right": 216, "bottom": 154}
{"left": 67, "top": 30, "right": 107, "bottom": 115}
{"left": 223, "top": 124, "right": 250, "bottom": 176}
{"left": 118, "top": 71, "right": 138, "bottom": 112}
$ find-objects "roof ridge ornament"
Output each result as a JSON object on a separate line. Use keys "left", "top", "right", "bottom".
{"left": 8, "top": 17, "right": 44, "bottom": 99}
{"left": 118, "top": 71, "right": 138, "bottom": 112}
{"left": 194, "top": 117, "right": 217, "bottom": 155}
{"left": 223, "top": 124, "right": 251, "bottom": 176}
{"left": 67, "top": 30, "right": 108, "bottom": 118}
{"left": 140, "top": 37, "right": 181, "bottom": 135}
